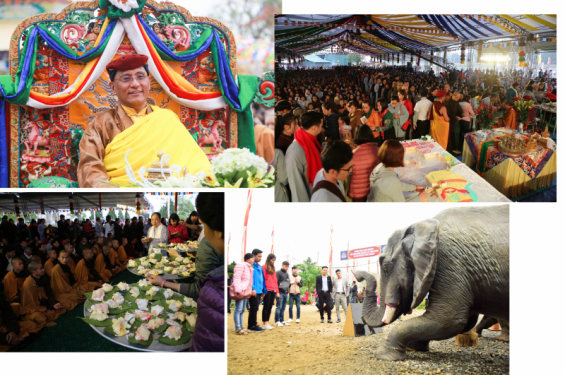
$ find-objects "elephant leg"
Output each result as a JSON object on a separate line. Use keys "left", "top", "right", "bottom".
{"left": 406, "top": 340, "right": 430, "bottom": 352}
{"left": 376, "top": 310, "right": 468, "bottom": 361}
{"left": 475, "top": 315, "right": 498, "bottom": 337}
{"left": 494, "top": 319, "right": 509, "bottom": 342}
{"left": 461, "top": 314, "right": 479, "bottom": 334}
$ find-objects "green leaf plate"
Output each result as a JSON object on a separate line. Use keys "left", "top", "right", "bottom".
{"left": 127, "top": 332, "right": 154, "bottom": 346}
{"left": 158, "top": 328, "right": 192, "bottom": 346}
{"left": 152, "top": 322, "right": 168, "bottom": 334}
{"left": 80, "top": 317, "right": 114, "bottom": 327}
{"left": 83, "top": 292, "right": 93, "bottom": 299}
{"left": 108, "top": 302, "right": 136, "bottom": 315}
{"left": 103, "top": 325, "right": 128, "bottom": 337}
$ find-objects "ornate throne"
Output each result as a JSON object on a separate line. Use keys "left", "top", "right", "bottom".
{"left": 1, "top": 0, "right": 274, "bottom": 187}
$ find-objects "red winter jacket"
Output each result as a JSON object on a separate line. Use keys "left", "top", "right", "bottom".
{"left": 262, "top": 264, "right": 279, "bottom": 293}
{"left": 348, "top": 142, "right": 380, "bottom": 199}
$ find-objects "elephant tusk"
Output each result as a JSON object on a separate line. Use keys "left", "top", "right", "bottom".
{"left": 382, "top": 304, "right": 397, "bottom": 324}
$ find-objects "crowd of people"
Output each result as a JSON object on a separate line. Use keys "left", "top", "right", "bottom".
{"left": 274, "top": 65, "right": 557, "bottom": 202}
{"left": 0, "top": 193, "right": 225, "bottom": 352}
{"left": 229, "top": 251, "right": 366, "bottom": 335}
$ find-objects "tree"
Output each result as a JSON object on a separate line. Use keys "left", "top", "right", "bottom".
{"left": 294, "top": 257, "right": 320, "bottom": 294}
{"left": 227, "top": 261, "right": 237, "bottom": 278}
{"left": 118, "top": 210, "right": 125, "bottom": 221}
{"left": 176, "top": 196, "right": 196, "bottom": 220}
{"left": 108, "top": 210, "right": 117, "bottom": 220}
{"left": 348, "top": 54, "right": 364, "bottom": 66}
{"left": 221, "top": 0, "right": 280, "bottom": 41}
{"left": 125, "top": 211, "right": 131, "bottom": 221}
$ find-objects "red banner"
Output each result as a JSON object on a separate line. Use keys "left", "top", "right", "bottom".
{"left": 348, "top": 246, "right": 381, "bottom": 260}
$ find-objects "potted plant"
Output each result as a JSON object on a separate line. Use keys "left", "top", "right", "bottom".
{"left": 476, "top": 104, "right": 497, "bottom": 130}
{"left": 514, "top": 100, "right": 536, "bottom": 132}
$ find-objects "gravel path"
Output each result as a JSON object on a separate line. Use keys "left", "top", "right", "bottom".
{"left": 228, "top": 305, "right": 509, "bottom": 374}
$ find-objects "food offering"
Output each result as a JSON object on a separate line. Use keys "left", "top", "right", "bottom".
{"left": 127, "top": 251, "right": 196, "bottom": 280}
{"left": 81, "top": 282, "right": 197, "bottom": 351}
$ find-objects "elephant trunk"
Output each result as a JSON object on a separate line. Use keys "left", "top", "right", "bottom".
{"left": 353, "top": 270, "right": 385, "bottom": 327}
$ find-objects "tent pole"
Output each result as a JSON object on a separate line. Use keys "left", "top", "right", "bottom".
{"left": 175, "top": 192, "right": 178, "bottom": 212}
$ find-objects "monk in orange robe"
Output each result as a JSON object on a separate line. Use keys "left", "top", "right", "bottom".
{"left": 117, "top": 238, "right": 134, "bottom": 272}
{"left": 74, "top": 249, "right": 104, "bottom": 292}
{"left": 20, "top": 263, "right": 66, "bottom": 326}
{"left": 43, "top": 250, "right": 58, "bottom": 277}
{"left": 94, "top": 246, "right": 116, "bottom": 283}
{"left": 0, "top": 297, "right": 43, "bottom": 352}
{"left": 63, "top": 245, "right": 78, "bottom": 275}
{"left": 494, "top": 100, "right": 517, "bottom": 130}
{"left": 2, "top": 258, "right": 29, "bottom": 303}
{"left": 92, "top": 237, "right": 104, "bottom": 257}
{"left": 50, "top": 251, "right": 85, "bottom": 311}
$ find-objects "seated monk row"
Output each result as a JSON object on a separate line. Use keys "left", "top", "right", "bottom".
{"left": 0, "top": 295, "right": 42, "bottom": 352}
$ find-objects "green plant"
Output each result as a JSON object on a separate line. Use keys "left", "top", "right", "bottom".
{"left": 228, "top": 261, "right": 236, "bottom": 279}
{"left": 476, "top": 103, "right": 497, "bottom": 130}
{"left": 514, "top": 100, "right": 535, "bottom": 125}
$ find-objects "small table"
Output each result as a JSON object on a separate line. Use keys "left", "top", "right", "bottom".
{"left": 534, "top": 104, "right": 557, "bottom": 134}
{"left": 463, "top": 130, "right": 556, "bottom": 199}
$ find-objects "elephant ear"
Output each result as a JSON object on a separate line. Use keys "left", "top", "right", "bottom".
{"left": 401, "top": 219, "right": 440, "bottom": 309}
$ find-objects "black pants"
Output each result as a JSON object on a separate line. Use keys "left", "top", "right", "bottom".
{"left": 247, "top": 294, "right": 261, "bottom": 329}
{"left": 447, "top": 121, "right": 458, "bottom": 153}
{"left": 262, "top": 291, "right": 276, "bottom": 323}
{"left": 317, "top": 291, "right": 332, "bottom": 320}
{"left": 458, "top": 120, "right": 472, "bottom": 152}
{"left": 416, "top": 119, "right": 430, "bottom": 138}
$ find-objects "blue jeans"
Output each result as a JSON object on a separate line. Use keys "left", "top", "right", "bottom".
{"left": 234, "top": 299, "right": 246, "bottom": 330}
{"left": 288, "top": 294, "right": 301, "bottom": 320}
{"left": 274, "top": 293, "right": 288, "bottom": 323}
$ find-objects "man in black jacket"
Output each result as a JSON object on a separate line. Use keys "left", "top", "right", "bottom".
{"left": 275, "top": 261, "right": 291, "bottom": 326}
{"left": 350, "top": 281, "right": 358, "bottom": 303}
{"left": 315, "top": 266, "right": 333, "bottom": 323}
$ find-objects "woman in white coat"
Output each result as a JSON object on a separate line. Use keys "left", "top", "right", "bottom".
{"left": 142, "top": 212, "right": 169, "bottom": 254}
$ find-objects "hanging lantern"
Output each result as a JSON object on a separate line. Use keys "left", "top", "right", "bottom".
{"left": 461, "top": 43, "right": 466, "bottom": 64}
{"left": 69, "top": 194, "right": 74, "bottom": 214}
{"left": 518, "top": 36, "right": 527, "bottom": 66}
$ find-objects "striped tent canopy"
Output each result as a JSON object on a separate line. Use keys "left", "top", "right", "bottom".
{"left": 275, "top": 14, "right": 556, "bottom": 58}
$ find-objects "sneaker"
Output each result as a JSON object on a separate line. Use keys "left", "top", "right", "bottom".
{"left": 320, "top": 318, "right": 325, "bottom": 323}
{"left": 296, "top": 319, "right": 300, "bottom": 323}
{"left": 262, "top": 324, "right": 274, "bottom": 330}
{"left": 275, "top": 322, "right": 283, "bottom": 327}
{"left": 287, "top": 319, "right": 293, "bottom": 323}
{"left": 282, "top": 321, "right": 290, "bottom": 326}
{"left": 248, "top": 326, "right": 264, "bottom": 333}
{"left": 328, "top": 320, "right": 333, "bottom": 324}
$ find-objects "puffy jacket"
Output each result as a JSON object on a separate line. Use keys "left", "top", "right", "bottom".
{"left": 232, "top": 262, "right": 253, "bottom": 294}
{"left": 189, "top": 266, "right": 224, "bottom": 352}
{"left": 348, "top": 142, "right": 380, "bottom": 199}
{"left": 252, "top": 262, "right": 266, "bottom": 294}
{"left": 263, "top": 265, "right": 279, "bottom": 293}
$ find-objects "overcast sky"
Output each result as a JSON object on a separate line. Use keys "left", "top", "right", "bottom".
{"left": 226, "top": 191, "right": 508, "bottom": 278}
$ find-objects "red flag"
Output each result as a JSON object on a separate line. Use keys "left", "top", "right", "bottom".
{"left": 241, "top": 190, "right": 253, "bottom": 262}
{"left": 271, "top": 226, "right": 274, "bottom": 254}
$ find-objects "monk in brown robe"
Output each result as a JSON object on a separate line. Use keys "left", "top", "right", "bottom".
{"left": 74, "top": 249, "right": 104, "bottom": 292}
{"left": 2, "top": 258, "right": 29, "bottom": 303}
{"left": 63, "top": 244, "right": 78, "bottom": 274}
{"left": 0, "top": 297, "right": 42, "bottom": 352}
{"left": 50, "top": 251, "right": 85, "bottom": 311}
{"left": 94, "top": 246, "right": 116, "bottom": 283}
{"left": 494, "top": 100, "right": 517, "bottom": 130}
{"left": 43, "top": 250, "right": 58, "bottom": 277}
{"left": 111, "top": 240, "right": 127, "bottom": 272}
{"left": 92, "top": 237, "right": 104, "bottom": 257}
{"left": 20, "top": 263, "right": 66, "bottom": 326}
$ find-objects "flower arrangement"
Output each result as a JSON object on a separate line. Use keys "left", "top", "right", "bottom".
{"left": 124, "top": 148, "right": 274, "bottom": 188}
{"left": 475, "top": 104, "right": 497, "bottom": 130}
{"left": 514, "top": 100, "right": 535, "bottom": 126}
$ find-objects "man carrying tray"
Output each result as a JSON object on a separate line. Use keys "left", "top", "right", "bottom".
{"left": 78, "top": 54, "right": 211, "bottom": 188}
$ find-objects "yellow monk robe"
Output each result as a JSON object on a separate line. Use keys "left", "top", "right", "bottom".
{"left": 429, "top": 102, "right": 450, "bottom": 150}
{"left": 94, "top": 253, "right": 112, "bottom": 283}
{"left": 44, "top": 259, "right": 56, "bottom": 278}
{"left": 109, "top": 248, "right": 120, "bottom": 271}
{"left": 0, "top": 298, "right": 43, "bottom": 352}
{"left": 74, "top": 259, "right": 102, "bottom": 292}
{"left": 2, "top": 272, "right": 25, "bottom": 303}
{"left": 66, "top": 257, "right": 77, "bottom": 275}
{"left": 50, "top": 264, "right": 84, "bottom": 311}
{"left": 117, "top": 245, "right": 132, "bottom": 272}
{"left": 20, "top": 276, "right": 66, "bottom": 326}
{"left": 103, "top": 106, "right": 211, "bottom": 186}
{"left": 495, "top": 108, "right": 517, "bottom": 130}
{"left": 92, "top": 244, "right": 102, "bottom": 257}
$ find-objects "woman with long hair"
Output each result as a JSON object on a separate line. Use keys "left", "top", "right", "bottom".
{"left": 261, "top": 253, "right": 279, "bottom": 330}
{"left": 274, "top": 113, "right": 297, "bottom": 155}
{"left": 376, "top": 98, "right": 395, "bottom": 143}
{"left": 183, "top": 211, "right": 201, "bottom": 241}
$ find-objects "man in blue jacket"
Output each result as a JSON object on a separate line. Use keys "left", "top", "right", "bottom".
{"left": 247, "top": 248, "right": 267, "bottom": 333}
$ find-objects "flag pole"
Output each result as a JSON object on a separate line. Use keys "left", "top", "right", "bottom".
{"left": 241, "top": 190, "right": 253, "bottom": 262}
{"left": 329, "top": 224, "right": 333, "bottom": 275}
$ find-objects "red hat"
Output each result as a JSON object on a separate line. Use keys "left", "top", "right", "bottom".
{"left": 512, "top": 97, "right": 520, "bottom": 102}
{"left": 106, "top": 54, "right": 148, "bottom": 74}
{"left": 435, "top": 90, "right": 447, "bottom": 97}
{"left": 523, "top": 95, "right": 532, "bottom": 101}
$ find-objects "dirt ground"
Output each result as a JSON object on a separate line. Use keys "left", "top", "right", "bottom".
{"left": 227, "top": 304, "right": 509, "bottom": 375}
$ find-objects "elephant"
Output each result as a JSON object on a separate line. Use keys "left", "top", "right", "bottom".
{"left": 354, "top": 205, "right": 509, "bottom": 361}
